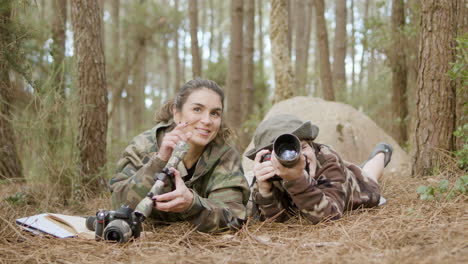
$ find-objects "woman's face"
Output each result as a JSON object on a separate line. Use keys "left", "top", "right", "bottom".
{"left": 173, "top": 88, "right": 223, "bottom": 148}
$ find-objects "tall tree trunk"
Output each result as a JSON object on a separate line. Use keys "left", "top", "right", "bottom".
{"left": 189, "top": 0, "right": 202, "bottom": 78}
{"left": 98, "top": 0, "right": 105, "bottom": 50}
{"left": 305, "top": 0, "right": 313, "bottom": 95}
{"left": 390, "top": 0, "right": 408, "bottom": 145}
{"left": 455, "top": 2, "right": 467, "bottom": 151}
{"left": 217, "top": 1, "right": 224, "bottom": 60}
{"left": 226, "top": 0, "right": 243, "bottom": 127}
{"left": 49, "top": 0, "right": 67, "bottom": 148}
{"left": 294, "top": 0, "right": 308, "bottom": 95}
{"left": 162, "top": 36, "right": 171, "bottom": 95}
{"left": 71, "top": 0, "right": 108, "bottom": 191}
{"left": 350, "top": 0, "right": 355, "bottom": 95}
{"left": 51, "top": 0, "right": 67, "bottom": 98}
{"left": 208, "top": 0, "right": 215, "bottom": 62}
{"left": 258, "top": 0, "right": 265, "bottom": 80}
{"left": 333, "top": 0, "right": 347, "bottom": 101}
{"left": 270, "top": 0, "right": 295, "bottom": 103}
{"left": 357, "top": 0, "right": 369, "bottom": 89}
{"left": 412, "top": 0, "right": 460, "bottom": 176}
{"left": 0, "top": 1, "right": 23, "bottom": 180}
{"left": 128, "top": 38, "right": 146, "bottom": 132}
{"left": 182, "top": 29, "right": 187, "bottom": 81}
{"left": 110, "top": 0, "right": 121, "bottom": 140}
{"left": 313, "top": 0, "right": 334, "bottom": 101}
{"left": 241, "top": 0, "right": 255, "bottom": 148}
{"left": 174, "top": 0, "right": 182, "bottom": 93}
{"left": 287, "top": 0, "right": 293, "bottom": 58}
{"left": 256, "top": 0, "right": 267, "bottom": 111}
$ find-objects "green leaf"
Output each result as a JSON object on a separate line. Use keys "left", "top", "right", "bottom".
{"left": 438, "top": 180, "right": 449, "bottom": 193}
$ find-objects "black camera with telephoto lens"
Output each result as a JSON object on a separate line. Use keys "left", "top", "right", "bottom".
{"left": 85, "top": 205, "right": 142, "bottom": 243}
{"left": 261, "top": 133, "right": 302, "bottom": 182}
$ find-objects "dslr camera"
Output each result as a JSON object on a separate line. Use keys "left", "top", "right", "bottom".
{"left": 261, "top": 133, "right": 302, "bottom": 182}
{"left": 86, "top": 205, "right": 142, "bottom": 243}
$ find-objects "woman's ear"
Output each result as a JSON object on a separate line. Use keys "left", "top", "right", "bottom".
{"left": 172, "top": 105, "right": 180, "bottom": 123}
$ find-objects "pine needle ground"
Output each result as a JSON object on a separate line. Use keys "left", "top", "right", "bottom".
{"left": 1, "top": 168, "right": 466, "bottom": 264}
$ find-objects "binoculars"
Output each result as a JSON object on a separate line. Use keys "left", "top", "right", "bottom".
{"left": 261, "top": 133, "right": 302, "bottom": 182}
{"left": 86, "top": 205, "right": 142, "bottom": 243}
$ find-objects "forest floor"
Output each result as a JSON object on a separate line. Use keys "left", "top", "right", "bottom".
{"left": 0, "top": 167, "right": 467, "bottom": 264}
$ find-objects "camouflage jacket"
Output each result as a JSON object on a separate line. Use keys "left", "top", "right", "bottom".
{"left": 109, "top": 121, "right": 250, "bottom": 233}
{"left": 252, "top": 143, "right": 381, "bottom": 224}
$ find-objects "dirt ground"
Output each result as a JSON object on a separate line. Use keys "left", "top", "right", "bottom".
{"left": 1, "top": 167, "right": 467, "bottom": 264}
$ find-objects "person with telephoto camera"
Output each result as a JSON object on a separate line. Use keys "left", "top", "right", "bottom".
{"left": 246, "top": 114, "right": 392, "bottom": 223}
{"left": 108, "top": 79, "right": 250, "bottom": 237}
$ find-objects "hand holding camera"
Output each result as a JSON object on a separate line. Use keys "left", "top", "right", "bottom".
{"left": 254, "top": 134, "right": 305, "bottom": 194}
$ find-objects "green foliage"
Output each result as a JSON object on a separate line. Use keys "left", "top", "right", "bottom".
{"left": 5, "top": 191, "right": 28, "bottom": 205}
{"left": 453, "top": 124, "right": 468, "bottom": 170}
{"left": 449, "top": 34, "right": 468, "bottom": 86}
{"left": 204, "top": 58, "right": 227, "bottom": 87}
{"left": 416, "top": 176, "right": 468, "bottom": 201}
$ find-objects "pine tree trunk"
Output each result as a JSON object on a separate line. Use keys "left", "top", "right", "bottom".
{"left": 110, "top": 0, "right": 121, "bottom": 140}
{"left": 271, "top": 0, "right": 295, "bottom": 103}
{"left": 256, "top": 0, "right": 267, "bottom": 111}
{"left": 313, "top": 0, "right": 334, "bottom": 101}
{"left": 412, "top": 0, "right": 459, "bottom": 176}
{"left": 350, "top": 0, "right": 355, "bottom": 95}
{"left": 189, "top": 0, "right": 202, "bottom": 78}
{"left": 217, "top": 1, "right": 224, "bottom": 60}
{"left": 174, "top": 0, "right": 181, "bottom": 93}
{"left": 0, "top": 1, "right": 23, "bottom": 179}
{"left": 455, "top": 1, "right": 467, "bottom": 150}
{"left": 49, "top": 0, "right": 67, "bottom": 148}
{"left": 287, "top": 0, "right": 293, "bottom": 58}
{"left": 357, "top": 0, "right": 369, "bottom": 89}
{"left": 71, "top": 0, "right": 108, "bottom": 190}
{"left": 182, "top": 29, "right": 187, "bottom": 81}
{"left": 294, "top": 0, "right": 308, "bottom": 95}
{"left": 162, "top": 36, "right": 171, "bottom": 95}
{"left": 333, "top": 0, "right": 346, "bottom": 101}
{"left": 129, "top": 38, "right": 146, "bottom": 131}
{"left": 226, "top": 0, "right": 243, "bottom": 127}
{"left": 258, "top": 0, "right": 264, "bottom": 80}
{"left": 241, "top": 0, "right": 255, "bottom": 148}
{"left": 51, "top": 0, "right": 67, "bottom": 98}
{"left": 208, "top": 0, "right": 215, "bottom": 62}
{"left": 390, "top": 0, "right": 408, "bottom": 145}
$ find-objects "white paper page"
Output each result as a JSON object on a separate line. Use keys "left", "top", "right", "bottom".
{"left": 16, "top": 214, "right": 76, "bottom": 238}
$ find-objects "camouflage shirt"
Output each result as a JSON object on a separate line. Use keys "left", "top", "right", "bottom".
{"left": 109, "top": 121, "right": 250, "bottom": 233}
{"left": 252, "top": 143, "right": 381, "bottom": 224}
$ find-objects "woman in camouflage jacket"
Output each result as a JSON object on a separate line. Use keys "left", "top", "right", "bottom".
{"left": 246, "top": 114, "right": 392, "bottom": 224}
{"left": 110, "top": 79, "right": 250, "bottom": 233}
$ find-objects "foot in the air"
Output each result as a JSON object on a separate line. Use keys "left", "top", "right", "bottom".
{"left": 361, "top": 143, "right": 393, "bottom": 168}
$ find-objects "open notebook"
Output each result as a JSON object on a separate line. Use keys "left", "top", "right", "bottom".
{"left": 16, "top": 213, "right": 95, "bottom": 239}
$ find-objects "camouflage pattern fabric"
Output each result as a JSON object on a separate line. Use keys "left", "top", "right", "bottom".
{"left": 109, "top": 121, "right": 250, "bottom": 233}
{"left": 251, "top": 143, "right": 381, "bottom": 224}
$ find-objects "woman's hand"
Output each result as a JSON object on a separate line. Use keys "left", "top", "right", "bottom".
{"left": 157, "top": 123, "right": 192, "bottom": 162}
{"left": 153, "top": 168, "right": 194, "bottom": 212}
{"left": 270, "top": 151, "right": 306, "bottom": 181}
{"left": 253, "top": 149, "right": 276, "bottom": 195}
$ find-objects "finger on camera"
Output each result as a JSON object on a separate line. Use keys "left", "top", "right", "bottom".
{"left": 254, "top": 149, "right": 271, "bottom": 163}
{"left": 257, "top": 172, "right": 276, "bottom": 182}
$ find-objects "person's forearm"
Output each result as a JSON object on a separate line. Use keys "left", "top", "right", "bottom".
{"left": 110, "top": 155, "right": 168, "bottom": 209}
{"left": 184, "top": 191, "right": 247, "bottom": 232}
